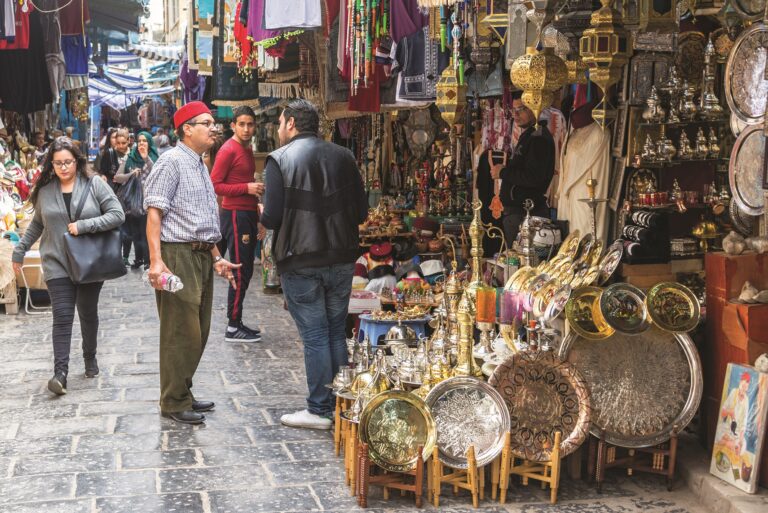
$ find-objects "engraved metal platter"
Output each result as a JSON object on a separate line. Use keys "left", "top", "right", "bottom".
{"left": 558, "top": 326, "right": 703, "bottom": 448}
{"left": 573, "top": 233, "right": 595, "bottom": 264}
{"left": 566, "top": 286, "right": 614, "bottom": 340}
{"left": 358, "top": 390, "right": 436, "bottom": 472}
{"left": 598, "top": 283, "right": 650, "bottom": 335}
{"left": 729, "top": 198, "right": 756, "bottom": 236}
{"left": 731, "top": 0, "right": 766, "bottom": 21}
{"left": 596, "top": 241, "right": 624, "bottom": 286}
{"left": 676, "top": 32, "right": 707, "bottom": 84}
{"left": 725, "top": 24, "right": 768, "bottom": 126}
{"left": 645, "top": 282, "right": 701, "bottom": 333}
{"left": 425, "top": 377, "right": 510, "bottom": 469}
{"left": 558, "top": 229, "right": 581, "bottom": 259}
{"left": 505, "top": 266, "right": 535, "bottom": 292}
{"left": 489, "top": 350, "right": 591, "bottom": 462}
{"left": 730, "top": 112, "right": 748, "bottom": 137}
{"left": 729, "top": 125, "right": 766, "bottom": 216}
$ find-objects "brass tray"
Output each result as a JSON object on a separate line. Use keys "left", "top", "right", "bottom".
{"left": 573, "top": 233, "right": 595, "bottom": 264}
{"left": 645, "top": 282, "right": 701, "bottom": 333}
{"left": 358, "top": 390, "right": 436, "bottom": 472}
{"left": 566, "top": 286, "right": 614, "bottom": 340}
{"left": 596, "top": 241, "right": 624, "bottom": 286}
{"left": 425, "top": 377, "right": 510, "bottom": 469}
{"left": 505, "top": 267, "right": 535, "bottom": 292}
{"left": 729, "top": 125, "right": 766, "bottom": 216}
{"left": 598, "top": 283, "right": 650, "bottom": 335}
{"left": 558, "top": 229, "right": 581, "bottom": 259}
{"left": 725, "top": 24, "right": 768, "bottom": 126}
{"left": 558, "top": 327, "right": 703, "bottom": 448}
{"left": 489, "top": 350, "right": 591, "bottom": 462}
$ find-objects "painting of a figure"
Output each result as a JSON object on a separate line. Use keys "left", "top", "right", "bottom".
{"left": 710, "top": 363, "right": 768, "bottom": 493}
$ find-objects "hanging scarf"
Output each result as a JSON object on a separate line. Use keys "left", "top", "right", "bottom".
{"left": 124, "top": 131, "right": 158, "bottom": 172}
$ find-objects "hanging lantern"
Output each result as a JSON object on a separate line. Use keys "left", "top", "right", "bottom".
{"left": 566, "top": 58, "right": 589, "bottom": 84}
{"left": 510, "top": 47, "right": 568, "bottom": 126}
{"left": 482, "top": 0, "right": 511, "bottom": 44}
{"left": 436, "top": 64, "right": 468, "bottom": 127}
{"left": 579, "top": 0, "right": 632, "bottom": 128}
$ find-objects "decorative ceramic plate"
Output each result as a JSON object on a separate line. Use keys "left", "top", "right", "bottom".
{"left": 558, "top": 327, "right": 703, "bottom": 448}
{"left": 570, "top": 265, "right": 600, "bottom": 289}
{"left": 544, "top": 284, "right": 573, "bottom": 321}
{"left": 725, "top": 24, "right": 768, "bottom": 126}
{"left": 596, "top": 241, "right": 624, "bottom": 286}
{"left": 566, "top": 286, "right": 613, "bottom": 340}
{"left": 573, "top": 233, "right": 595, "bottom": 264}
{"left": 645, "top": 282, "right": 701, "bottom": 333}
{"left": 425, "top": 377, "right": 510, "bottom": 469}
{"left": 523, "top": 274, "right": 553, "bottom": 312}
{"left": 489, "top": 350, "right": 591, "bottom": 462}
{"left": 558, "top": 229, "right": 581, "bottom": 259}
{"left": 359, "top": 391, "right": 436, "bottom": 472}
{"left": 584, "top": 239, "right": 605, "bottom": 268}
{"left": 598, "top": 283, "right": 650, "bottom": 335}
{"left": 505, "top": 267, "right": 535, "bottom": 292}
{"left": 729, "top": 125, "right": 766, "bottom": 216}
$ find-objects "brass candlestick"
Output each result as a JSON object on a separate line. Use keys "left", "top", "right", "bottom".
{"left": 452, "top": 292, "right": 481, "bottom": 377}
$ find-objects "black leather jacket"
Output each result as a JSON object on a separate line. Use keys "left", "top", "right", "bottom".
{"left": 263, "top": 133, "right": 368, "bottom": 273}
{"left": 499, "top": 124, "right": 555, "bottom": 212}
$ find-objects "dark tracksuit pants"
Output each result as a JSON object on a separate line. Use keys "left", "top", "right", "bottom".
{"left": 220, "top": 209, "right": 258, "bottom": 325}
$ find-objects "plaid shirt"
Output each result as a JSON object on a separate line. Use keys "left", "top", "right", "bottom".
{"left": 143, "top": 142, "right": 221, "bottom": 243}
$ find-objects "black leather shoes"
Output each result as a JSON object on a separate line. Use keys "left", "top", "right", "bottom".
{"left": 192, "top": 400, "right": 215, "bottom": 412}
{"left": 48, "top": 373, "right": 67, "bottom": 395}
{"left": 84, "top": 358, "right": 99, "bottom": 378}
{"left": 161, "top": 410, "right": 205, "bottom": 424}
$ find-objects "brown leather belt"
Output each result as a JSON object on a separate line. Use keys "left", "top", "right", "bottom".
{"left": 190, "top": 241, "right": 215, "bottom": 252}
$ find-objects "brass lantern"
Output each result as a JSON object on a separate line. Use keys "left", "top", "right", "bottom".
{"left": 566, "top": 58, "right": 588, "bottom": 84}
{"left": 510, "top": 46, "right": 568, "bottom": 126}
{"left": 579, "top": 0, "right": 631, "bottom": 128}
{"left": 482, "top": 0, "right": 511, "bottom": 44}
{"left": 436, "top": 64, "right": 468, "bottom": 127}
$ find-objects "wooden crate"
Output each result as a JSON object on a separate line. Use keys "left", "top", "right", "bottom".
{"left": 0, "top": 279, "right": 18, "bottom": 315}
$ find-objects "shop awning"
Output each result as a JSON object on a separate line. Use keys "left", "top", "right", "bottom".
{"left": 128, "top": 43, "right": 183, "bottom": 63}
{"left": 89, "top": 76, "right": 175, "bottom": 110}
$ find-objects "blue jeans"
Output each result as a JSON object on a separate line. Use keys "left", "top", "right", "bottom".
{"left": 280, "top": 263, "right": 354, "bottom": 417}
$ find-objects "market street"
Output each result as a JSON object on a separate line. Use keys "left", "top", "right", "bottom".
{"left": 0, "top": 271, "right": 708, "bottom": 513}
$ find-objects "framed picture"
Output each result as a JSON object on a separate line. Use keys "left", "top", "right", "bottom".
{"left": 612, "top": 106, "right": 629, "bottom": 158}
{"left": 193, "top": 0, "right": 216, "bottom": 31}
{"left": 195, "top": 29, "right": 214, "bottom": 76}
{"left": 608, "top": 157, "right": 627, "bottom": 211}
{"left": 710, "top": 363, "right": 768, "bottom": 494}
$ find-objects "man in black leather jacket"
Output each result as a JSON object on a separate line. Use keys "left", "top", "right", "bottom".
{"left": 261, "top": 99, "right": 368, "bottom": 430}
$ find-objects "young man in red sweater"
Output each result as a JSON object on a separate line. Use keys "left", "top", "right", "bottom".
{"left": 211, "top": 106, "right": 265, "bottom": 342}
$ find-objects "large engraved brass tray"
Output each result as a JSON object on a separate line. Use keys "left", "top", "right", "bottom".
{"left": 557, "top": 326, "right": 703, "bottom": 448}
{"left": 358, "top": 390, "right": 436, "bottom": 472}
{"left": 729, "top": 125, "right": 766, "bottom": 216}
{"left": 489, "top": 350, "right": 591, "bottom": 462}
{"left": 725, "top": 24, "right": 768, "bottom": 126}
{"left": 425, "top": 377, "right": 510, "bottom": 469}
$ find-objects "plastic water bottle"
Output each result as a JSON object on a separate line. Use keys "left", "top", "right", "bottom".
{"left": 142, "top": 270, "right": 184, "bottom": 293}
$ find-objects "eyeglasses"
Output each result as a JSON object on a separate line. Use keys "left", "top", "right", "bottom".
{"left": 187, "top": 121, "right": 216, "bottom": 129}
{"left": 52, "top": 159, "right": 76, "bottom": 169}
{"left": 512, "top": 106, "right": 529, "bottom": 114}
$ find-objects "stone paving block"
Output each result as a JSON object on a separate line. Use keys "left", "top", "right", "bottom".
{"left": 310, "top": 481, "right": 365, "bottom": 510}
{"left": 6, "top": 403, "right": 78, "bottom": 423}
{"left": 75, "top": 469, "right": 156, "bottom": 497}
{"left": 111, "top": 363, "right": 162, "bottom": 376}
{"left": 0, "top": 397, "right": 32, "bottom": 411}
{"left": 30, "top": 388, "right": 121, "bottom": 406}
{"left": 79, "top": 400, "right": 159, "bottom": 417}
{"left": 265, "top": 459, "right": 344, "bottom": 485}
{"left": 76, "top": 433, "right": 162, "bottom": 453}
{"left": 13, "top": 451, "right": 115, "bottom": 476}
{"left": 114, "top": 414, "right": 188, "bottom": 435}
{"left": 284, "top": 440, "right": 338, "bottom": 462}
{"left": 0, "top": 473, "right": 74, "bottom": 504}
{"left": 121, "top": 449, "right": 198, "bottom": 470}
{"left": 99, "top": 374, "right": 163, "bottom": 389}
{"left": 248, "top": 425, "right": 333, "bottom": 444}
{"left": 3, "top": 381, "right": 47, "bottom": 397}
{"left": 158, "top": 464, "right": 270, "bottom": 493}
{"left": 0, "top": 372, "right": 24, "bottom": 385}
{"left": 223, "top": 370, "right": 298, "bottom": 385}
{"left": 166, "top": 427, "right": 252, "bottom": 449}
{"left": 208, "top": 486, "right": 320, "bottom": 512}
{"left": 235, "top": 395, "right": 306, "bottom": 410}
{"left": 124, "top": 387, "right": 161, "bottom": 401}
{"left": 96, "top": 492, "right": 204, "bottom": 513}
{"left": 136, "top": 352, "right": 161, "bottom": 364}
{"left": 0, "top": 436, "right": 73, "bottom": 458}
{"left": 200, "top": 444, "right": 290, "bottom": 466}
{"left": 253, "top": 381, "right": 308, "bottom": 396}
{"left": 0, "top": 499, "right": 93, "bottom": 513}
{"left": 17, "top": 416, "right": 110, "bottom": 439}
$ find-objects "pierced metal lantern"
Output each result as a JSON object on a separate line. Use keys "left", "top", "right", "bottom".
{"left": 579, "top": 0, "right": 631, "bottom": 127}
{"left": 510, "top": 46, "right": 568, "bottom": 126}
{"left": 436, "top": 65, "right": 468, "bottom": 127}
{"left": 566, "top": 58, "right": 588, "bottom": 84}
{"left": 482, "top": 0, "right": 511, "bottom": 43}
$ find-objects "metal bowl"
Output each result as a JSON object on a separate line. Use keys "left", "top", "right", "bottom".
{"left": 385, "top": 324, "right": 418, "bottom": 344}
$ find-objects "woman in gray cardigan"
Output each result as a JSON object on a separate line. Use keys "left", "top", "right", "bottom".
{"left": 12, "top": 137, "right": 125, "bottom": 395}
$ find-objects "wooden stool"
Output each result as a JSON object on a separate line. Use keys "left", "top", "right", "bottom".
{"left": 346, "top": 420, "right": 359, "bottom": 495}
{"left": 498, "top": 431, "right": 562, "bottom": 504}
{"left": 334, "top": 395, "right": 344, "bottom": 456}
{"left": 428, "top": 445, "right": 484, "bottom": 507}
{"left": 588, "top": 431, "right": 679, "bottom": 492}
{"left": 357, "top": 443, "right": 426, "bottom": 508}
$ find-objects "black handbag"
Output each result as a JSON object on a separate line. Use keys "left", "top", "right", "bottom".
{"left": 63, "top": 178, "right": 127, "bottom": 284}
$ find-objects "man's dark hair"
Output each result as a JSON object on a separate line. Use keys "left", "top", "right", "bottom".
{"left": 511, "top": 90, "right": 523, "bottom": 100}
{"left": 282, "top": 99, "right": 319, "bottom": 134}
{"left": 232, "top": 105, "right": 256, "bottom": 123}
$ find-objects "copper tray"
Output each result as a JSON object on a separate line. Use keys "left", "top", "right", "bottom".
{"left": 425, "top": 377, "right": 510, "bottom": 469}
{"left": 725, "top": 24, "right": 768, "bottom": 126}
{"left": 358, "top": 390, "right": 436, "bottom": 472}
{"left": 489, "top": 350, "right": 591, "bottom": 462}
{"left": 729, "top": 125, "right": 766, "bottom": 216}
{"left": 557, "top": 326, "right": 703, "bottom": 448}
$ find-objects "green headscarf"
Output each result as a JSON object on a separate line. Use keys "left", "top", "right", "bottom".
{"left": 124, "top": 131, "right": 159, "bottom": 172}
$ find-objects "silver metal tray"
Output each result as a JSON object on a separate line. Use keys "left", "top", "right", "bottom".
{"left": 729, "top": 124, "right": 766, "bottom": 216}
{"left": 425, "top": 377, "right": 510, "bottom": 469}
{"left": 557, "top": 326, "right": 703, "bottom": 448}
{"left": 725, "top": 24, "right": 768, "bottom": 126}
{"left": 731, "top": 0, "right": 766, "bottom": 21}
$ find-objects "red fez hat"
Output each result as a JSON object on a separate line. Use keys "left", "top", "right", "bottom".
{"left": 174, "top": 101, "right": 212, "bottom": 129}
{"left": 741, "top": 372, "right": 752, "bottom": 383}
{"left": 370, "top": 242, "right": 393, "bottom": 259}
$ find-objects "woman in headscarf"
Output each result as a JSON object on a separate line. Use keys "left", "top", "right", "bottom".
{"left": 114, "top": 131, "right": 158, "bottom": 270}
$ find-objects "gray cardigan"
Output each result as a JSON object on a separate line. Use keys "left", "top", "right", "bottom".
{"left": 12, "top": 174, "right": 126, "bottom": 281}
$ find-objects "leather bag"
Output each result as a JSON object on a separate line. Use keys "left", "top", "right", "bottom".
{"left": 62, "top": 178, "right": 127, "bottom": 284}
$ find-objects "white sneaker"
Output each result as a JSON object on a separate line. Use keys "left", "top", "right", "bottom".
{"left": 280, "top": 409, "right": 332, "bottom": 430}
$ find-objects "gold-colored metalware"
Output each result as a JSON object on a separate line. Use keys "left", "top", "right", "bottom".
{"left": 566, "top": 286, "right": 614, "bottom": 340}
{"left": 645, "top": 282, "right": 701, "bottom": 334}
{"left": 598, "top": 283, "right": 650, "bottom": 335}
{"left": 510, "top": 46, "right": 568, "bottom": 127}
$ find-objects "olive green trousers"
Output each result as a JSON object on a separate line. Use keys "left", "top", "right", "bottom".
{"left": 156, "top": 243, "right": 214, "bottom": 412}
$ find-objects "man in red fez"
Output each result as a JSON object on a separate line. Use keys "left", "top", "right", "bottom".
{"left": 143, "top": 101, "right": 241, "bottom": 425}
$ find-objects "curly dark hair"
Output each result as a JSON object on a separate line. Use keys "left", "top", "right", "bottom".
{"left": 29, "top": 137, "right": 90, "bottom": 206}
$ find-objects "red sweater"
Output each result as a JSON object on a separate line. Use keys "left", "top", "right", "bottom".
{"left": 211, "top": 138, "right": 259, "bottom": 211}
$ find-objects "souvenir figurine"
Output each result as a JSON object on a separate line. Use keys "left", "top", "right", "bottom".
{"left": 695, "top": 128, "right": 709, "bottom": 159}
{"left": 708, "top": 128, "right": 720, "bottom": 158}
{"left": 678, "top": 131, "right": 694, "bottom": 159}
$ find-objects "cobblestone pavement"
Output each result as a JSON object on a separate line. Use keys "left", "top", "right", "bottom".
{"left": 0, "top": 270, "right": 709, "bottom": 513}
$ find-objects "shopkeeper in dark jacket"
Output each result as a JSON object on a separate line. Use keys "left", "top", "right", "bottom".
{"left": 260, "top": 99, "right": 368, "bottom": 430}
{"left": 490, "top": 92, "right": 556, "bottom": 244}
